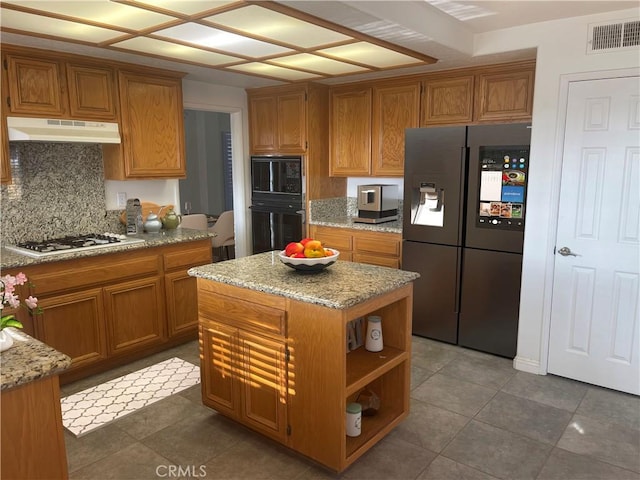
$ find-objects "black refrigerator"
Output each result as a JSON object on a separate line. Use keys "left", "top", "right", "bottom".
{"left": 402, "top": 124, "right": 531, "bottom": 358}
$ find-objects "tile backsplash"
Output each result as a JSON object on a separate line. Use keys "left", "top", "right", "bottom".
{"left": 1, "top": 143, "right": 122, "bottom": 245}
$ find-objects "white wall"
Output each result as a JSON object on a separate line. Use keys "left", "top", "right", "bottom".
{"left": 346, "top": 177, "right": 404, "bottom": 198}
{"left": 474, "top": 8, "right": 640, "bottom": 374}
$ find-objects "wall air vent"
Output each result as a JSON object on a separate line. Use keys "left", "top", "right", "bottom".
{"left": 588, "top": 19, "right": 640, "bottom": 53}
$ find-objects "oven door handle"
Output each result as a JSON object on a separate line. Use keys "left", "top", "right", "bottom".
{"left": 250, "top": 204, "right": 303, "bottom": 214}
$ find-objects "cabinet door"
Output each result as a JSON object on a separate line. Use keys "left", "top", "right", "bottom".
{"left": 200, "top": 321, "right": 241, "bottom": 418}
{"left": 1, "top": 112, "right": 10, "bottom": 184}
{"left": 6, "top": 55, "right": 66, "bottom": 116}
{"left": 238, "top": 330, "right": 288, "bottom": 442}
{"left": 474, "top": 68, "right": 534, "bottom": 123}
{"left": 115, "top": 71, "right": 186, "bottom": 178}
{"left": 34, "top": 288, "right": 107, "bottom": 371}
{"left": 277, "top": 91, "right": 306, "bottom": 152}
{"left": 330, "top": 88, "right": 371, "bottom": 176}
{"left": 165, "top": 271, "right": 199, "bottom": 338}
{"left": 421, "top": 75, "right": 474, "bottom": 126}
{"left": 104, "top": 276, "right": 166, "bottom": 355}
{"left": 372, "top": 83, "right": 419, "bottom": 176}
{"left": 66, "top": 63, "right": 117, "bottom": 120}
{"left": 249, "top": 95, "right": 278, "bottom": 153}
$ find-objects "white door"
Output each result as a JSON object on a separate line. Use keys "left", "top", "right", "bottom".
{"left": 548, "top": 76, "right": 640, "bottom": 395}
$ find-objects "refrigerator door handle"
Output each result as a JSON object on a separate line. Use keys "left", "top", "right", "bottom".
{"left": 454, "top": 248, "right": 462, "bottom": 314}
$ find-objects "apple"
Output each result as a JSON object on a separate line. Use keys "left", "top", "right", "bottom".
{"left": 285, "top": 241, "right": 304, "bottom": 257}
{"left": 292, "top": 252, "right": 306, "bottom": 258}
{"left": 300, "top": 237, "right": 314, "bottom": 246}
{"left": 304, "top": 239, "right": 325, "bottom": 258}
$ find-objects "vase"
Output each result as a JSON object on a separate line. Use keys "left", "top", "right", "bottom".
{"left": 0, "top": 330, "right": 14, "bottom": 352}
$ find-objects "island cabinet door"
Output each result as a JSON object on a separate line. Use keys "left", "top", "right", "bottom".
{"left": 237, "top": 331, "right": 288, "bottom": 443}
{"left": 200, "top": 321, "right": 241, "bottom": 419}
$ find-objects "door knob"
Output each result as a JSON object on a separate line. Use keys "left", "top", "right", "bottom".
{"left": 557, "top": 246, "right": 580, "bottom": 257}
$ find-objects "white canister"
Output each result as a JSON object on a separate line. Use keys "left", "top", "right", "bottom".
{"left": 346, "top": 402, "right": 362, "bottom": 437}
{"left": 365, "top": 315, "right": 383, "bottom": 352}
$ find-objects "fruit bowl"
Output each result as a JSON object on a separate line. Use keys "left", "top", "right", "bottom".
{"left": 278, "top": 249, "right": 340, "bottom": 272}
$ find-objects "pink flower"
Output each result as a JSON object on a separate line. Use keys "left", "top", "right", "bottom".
{"left": 2, "top": 275, "right": 16, "bottom": 294}
{"left": 14, "top": 273, "right": 27, "bottom": 286}
{"left": 25, "top": 296, "right": 38, "bottom": 309}
{"left": 5, "top": 293, "right": 20, "bottom": 309}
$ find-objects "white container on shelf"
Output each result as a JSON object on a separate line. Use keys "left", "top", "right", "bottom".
{"left": 346, "top": 402, "right": 362, "bottom": 437}
{"left": 365, "top": 315, "right": 383, "bottom": 352}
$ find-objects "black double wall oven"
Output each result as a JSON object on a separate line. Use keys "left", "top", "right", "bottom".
{"left": 250, "top": 156, "right": 305, "bottom": 254}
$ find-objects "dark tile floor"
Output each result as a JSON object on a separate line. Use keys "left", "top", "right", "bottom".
{"left": 60, "top": 336, "right": 640, "bottom": 480}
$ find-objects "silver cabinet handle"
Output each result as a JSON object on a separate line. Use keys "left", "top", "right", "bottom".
{"left": 557, "top": 246, "right": 580, "bottom": 257}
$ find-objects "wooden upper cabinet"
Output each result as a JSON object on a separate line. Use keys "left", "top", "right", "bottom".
{"left": 249, "top": 95, "right": 277, "bottom": 152}
{"left": 372, "top": 82, "right": 420, "bottom": 176}
{"left": 248, "top": 87, "right": 306, "bottom": 154}
{"left": 103, "top": 71, "right": 186, "bottom": 179}
{"left": 277, "top": 91, "right": 306, "bottom": 152}
{"left": 66, "top": 63, "right": 117, "bottom": 120}
{"left": 4, "top": 53, "right": 117, "bottom": 121}
{"left": 329, "top": 86, "right": 372, "bottom": 176}
{"left": 5, "top": 54, "right": 66, "bottom": 116}
{"left": 421, "top": 75, "right": 474, "bottom": 126}
{"left": 474, "top": 64, "right": 534, "bottom": 123}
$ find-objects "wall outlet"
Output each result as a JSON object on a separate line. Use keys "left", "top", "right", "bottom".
{"left": 116, "top": 192, "right": 127, "bottom": 208}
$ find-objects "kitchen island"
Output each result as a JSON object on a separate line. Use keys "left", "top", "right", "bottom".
{"left": 1, "top": 329, "right": 71, "bottom": 479}
{"left": 189, "top": 252, "right": 419, "bottom": 472}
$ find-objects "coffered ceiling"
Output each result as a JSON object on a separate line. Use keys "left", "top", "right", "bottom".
{"left": 1, "top": 1, "right": 637, "bottom": 88}
{"left": 0, "top": 0, "right": 436, "bottom": 83}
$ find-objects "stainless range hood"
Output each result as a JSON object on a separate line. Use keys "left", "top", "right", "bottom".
{"left": 7, "top": 116, "right": 121, "bottom": 144}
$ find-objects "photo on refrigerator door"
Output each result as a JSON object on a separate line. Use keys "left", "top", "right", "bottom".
{"left": 476, "top": 145, "right": 529, "bottom": 230}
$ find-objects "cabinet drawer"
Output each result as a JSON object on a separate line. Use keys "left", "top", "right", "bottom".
{"left": 316, "top": 231, "right": 352, "bottom": 251}
{"left": 163, "top": 243, "right": 212, "bottom": 270}
{"left": 354, "top": 236, "right": 400, "bottom": 256}
{"left": 199, "top": 294, "right": 285, "bottom": 338}
{"left": 28, "top": 254, "right": 161, "bottom": 296}
{"left": 353, "top": 253, "right": 400, "bottom": 269}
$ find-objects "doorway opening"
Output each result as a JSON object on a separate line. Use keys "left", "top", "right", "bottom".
{"left": 180, "top": 110, "right": 233, "bottom": 218}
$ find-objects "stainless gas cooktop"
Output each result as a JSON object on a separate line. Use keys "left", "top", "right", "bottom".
{"left": 5, "top": 233, "right": 145, "bottom": 258}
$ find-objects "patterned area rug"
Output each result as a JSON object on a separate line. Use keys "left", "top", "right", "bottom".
{"left": 61, "top": 357, "right": 200, "bottom": 437}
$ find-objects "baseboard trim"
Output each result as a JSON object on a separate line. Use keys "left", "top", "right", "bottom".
{"left": 513, "top": 355, "right": 544, "bottom": 375}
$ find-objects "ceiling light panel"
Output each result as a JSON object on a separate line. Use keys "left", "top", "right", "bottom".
{"left": 128, "top": 0, "right": 238, "bottom": 17}
{"left": 112, "top": 37, "right": 243, "bottom": 66}
{"left": 154, "top": 23, "right": 293, "bottom": 57}
{"left": 0, "top": 8, "right": 124, "bottom": 43}
{"left": 5, "top": 1, "right": 176, "bottom": 30}
{"left": 204, "top": 5, "right": 353, "bottom": 48}
{"left": 227, "top": 63, "right": 321, "bottom": 81}
{"left": 270, "top": 54, "right": 369, "bottom": 75}
{"left": 319, "top": 42, "right": 423, "bottom": 68}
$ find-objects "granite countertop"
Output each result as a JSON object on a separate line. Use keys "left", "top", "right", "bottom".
{"left": 1, "top": 329, "right": 71, "bottom": 391}
{"left": 308, "top": 216, "right": 403, "bottom": 234}
{"left": 188, "top": 251, "right": 419, "bottom": 309}
{"left": 308, "top": 197, "right": 403, "bottom": 234}
{"left": 1, "top": 229, "right": 213, "bottom": 269}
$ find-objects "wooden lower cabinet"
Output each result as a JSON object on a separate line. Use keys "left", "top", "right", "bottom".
{"left": 35, "top": 288, "right": 107, "bottom": 374}
{"left": 200, "top": 319, "right": 288, "bottom": 442}
{"left": 198, "top": 284, "right": 288, "bottom": 443}
{"left": 104, "top": 276, "right": 165, "bottom": 355}
{"left": 9, "top": 239, "right": 212, "bottom": 383}
{"left": 197, "top": 279, "right": 412, "bottom": 473}
{"left": 1, "top": 374, "right": 68, "bottom": 480}
{"left": 310, "top": 225, "right": 401, "bottom": 268}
